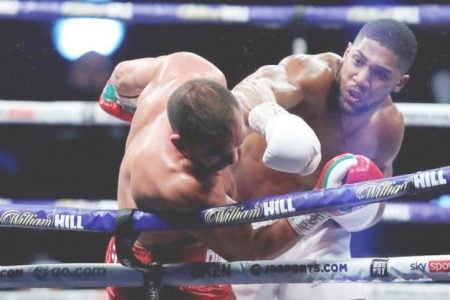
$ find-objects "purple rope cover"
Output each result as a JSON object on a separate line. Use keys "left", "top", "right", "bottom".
{"left": 1, "top": 2, "right": 450, "bottom": 26}
{"left": 0, "top": 166, "right": 449, "bottom": 232}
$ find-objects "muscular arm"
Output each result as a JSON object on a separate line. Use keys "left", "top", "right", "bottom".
{"left": 230, "top": 54, "right": 339, "bottom": 175}
{"left": 191, "top": 218, "right": 299, "bottom": 261}
{"left": 110, "top": 57, "right": 163, "bottom": 98}
{"left": 232, "top": 56, "right": 304, "bottom": 123}
{"left": 111, "top": 52, "right": 226, "bottom": 99}
{"left": 183, "top": 190, "right": 300, "bottom": 261}
{"left": 232, "top": 53, "right": 340, "bottom": 123}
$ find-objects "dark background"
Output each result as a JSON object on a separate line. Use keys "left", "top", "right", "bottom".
{"left": 0, "top": 1, "right": 449, "bottom": 265}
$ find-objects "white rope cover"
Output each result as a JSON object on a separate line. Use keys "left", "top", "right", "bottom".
{"left": 0, "top": 255, "right": 448, "bottom": 289}
{"left": 0, "top": 284, "right": 449, "bottom": 300}
{"left": 0, "top": 100, "right": 125, "bottom": 125}
{"left": 399, "top": 103, "right": 450, "bottom": 127}
{"left": 0, "top": 101, "right": 449, "bottom": 127}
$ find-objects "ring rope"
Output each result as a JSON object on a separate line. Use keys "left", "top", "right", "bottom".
{"left": 0, "top": 101, "right": 448, "bottom": 127}
{"left": 0, "top": 100, "right": 125, "bottom": 125}
{"left": 0, "top": 166, "right": 449, "bottom": 232}
{"left": 0, "top": 254, "right": 448, "bottom": 288}
{"left": 382, "top": 202, "right": 450, "bottom": 224}
{"left": 398, "top": 103, "right": 450, "bottom": 128}
{"left": 1, "top": 198, "right": 449, "bottom": 224}
{"left": 0, "top": 2, "right": 449, "bottom": 26}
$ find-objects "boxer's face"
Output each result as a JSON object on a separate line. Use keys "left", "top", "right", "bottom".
{"left": 187, "top": 108, "right": 244, "bottom": 172}
{"left": 338, "top": 37, "right": 409, "bottom": 116}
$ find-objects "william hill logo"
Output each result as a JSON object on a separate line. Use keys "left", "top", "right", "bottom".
{"left": 355, "top": 169, "right": 448, "bottom": 201}
{"left": 262, "top": 197, "right": 295, "bottom": 217}
{"left": 54, "top": 214, "right": 84, "bottom": 229}
{"left": 413, "top": 170, "right": 447, "bottom": 189}
{"left": 0, "top": 210, "right": 84, "bottom": 230}
{"left": 0, "top": 210, "right": 53, "bottom": 228}
{"left": 204, "top": 197, "right": 296, "bottom": 225}
{"left": 355, "top": 179, "right": 412, "bottom": 200}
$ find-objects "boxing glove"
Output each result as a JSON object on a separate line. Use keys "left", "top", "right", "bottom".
{"left": 249, "top": 102, "right": 321, "bottom": 175}
{"left": 318, "top": 153, "right": 385, "bottom": 232}
{"left": 287, "top": 153, "right": 384, "bottom": 236}
{"left": 99, "top": 81, "right": 137, "bottom": 122}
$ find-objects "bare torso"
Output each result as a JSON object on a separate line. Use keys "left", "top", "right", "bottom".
{"left": 232, "top": 53, "right": 402, "bottom": 201}
{"left": 116, "top": 53, "right": 232, "bottom": 247}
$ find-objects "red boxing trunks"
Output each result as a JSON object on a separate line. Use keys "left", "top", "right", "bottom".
{"left": 105, "top": 237, "right": 236, "bottom": 299}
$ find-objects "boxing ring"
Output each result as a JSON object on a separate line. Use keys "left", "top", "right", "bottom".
{"left": 1, "top": 1, "right": 450, "bottom": 299}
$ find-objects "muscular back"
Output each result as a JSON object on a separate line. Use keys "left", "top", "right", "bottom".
{"left": 116, "top": 52, "right": 232, "bottom": 245}
{"left": 232, "top": 53, "right": 403, "bottom": 201}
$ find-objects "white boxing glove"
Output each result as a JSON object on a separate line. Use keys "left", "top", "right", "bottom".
{"left": 249, "top": 102, "right": 321, "bottom": 175}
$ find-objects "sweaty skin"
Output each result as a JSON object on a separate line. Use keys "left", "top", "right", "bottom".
{"left": 115, "top": 52, "right": 299, "bottom": 262}
{"left": 232, "top": 38, "right": 407, "bottom": 206}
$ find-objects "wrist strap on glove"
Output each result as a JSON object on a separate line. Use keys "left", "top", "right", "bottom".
{"left": 248, "top": 102, "right": 288, "bottom": 135}
{"left": 287, "top": 212, "right": 330, "bottom": 236}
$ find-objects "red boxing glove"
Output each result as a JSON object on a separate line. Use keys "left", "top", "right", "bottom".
{"left": 287, "top": 154, "right": 383, "bottom": 236}
{"left": 99, "top": 80, "right": 137, "bottom": 123}
{"left": 316, "top": 153, "right": 383, "bottom": 189}
{"left": 345, "top": 155, "right": 384, "bottom": 184}
{"left": 316, "top": 153, "right": 385, "bottom": 232}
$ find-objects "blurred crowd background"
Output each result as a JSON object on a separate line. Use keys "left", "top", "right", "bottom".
{"left": 0, "top": 0, "right": 449, "bottom": 265}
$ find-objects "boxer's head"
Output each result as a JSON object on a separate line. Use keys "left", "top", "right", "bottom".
{"left": 168, "top": 78, "right": 244, "bottom": 172}
{"left": 337, "top": 19, "right": 417, "bottom": 115}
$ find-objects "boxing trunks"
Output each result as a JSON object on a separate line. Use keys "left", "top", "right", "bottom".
{"left": 105, "top": 237, "right": 236, "bottom": 300}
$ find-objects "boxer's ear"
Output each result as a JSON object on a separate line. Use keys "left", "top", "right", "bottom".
{"left": 170, "top": 133, "right": 191, "bottom": 158}
{"left": 170, "top": 133, "right": 182, "bottom": 149}
{"left": 393, "top": 74, "right": 410, "bottom": 93}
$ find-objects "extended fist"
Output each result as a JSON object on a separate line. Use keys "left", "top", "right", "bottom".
{"left": 288, "top": 153, "right": 384, "bottom": 236}
{"left": 249, "top": 102, "right": 321, "bottom": 175}
{"left": 317, "top": 153, "right": 385, "bottom": 232}
{"left": 316, "top": 153, "right": 383, "bottom": 189}
{"left": 99, "top": 81, "right": 137, "bottom": 123}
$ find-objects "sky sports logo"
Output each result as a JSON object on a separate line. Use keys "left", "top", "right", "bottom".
{"left": 429, "top": 260, "right": 450, "bottom": 273}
